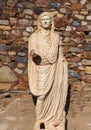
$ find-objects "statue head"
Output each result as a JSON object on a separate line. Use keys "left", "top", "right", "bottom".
{"left": 38, "top": 12, "right": 55, "bottom": 32}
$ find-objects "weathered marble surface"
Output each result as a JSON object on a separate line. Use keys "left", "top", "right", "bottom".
{"left": 0, "top": 0, "right": 91, "bottom": 118}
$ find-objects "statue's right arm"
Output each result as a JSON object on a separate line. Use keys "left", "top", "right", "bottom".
{"left": 28, "top": 34, "right": 35, "bottom": 56}
{"left": 28, "top": 35, "right": 32, "bottom": 57}
{"left": 28, "top": 34, "right": 39, "bottom": 59}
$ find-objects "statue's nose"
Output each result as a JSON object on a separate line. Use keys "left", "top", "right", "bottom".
{"left": 44, "top": 21, "right": 47, "bottom": 24}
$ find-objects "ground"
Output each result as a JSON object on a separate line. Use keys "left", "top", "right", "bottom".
{"left": 0, "top": 92, "right": 91, "bottom": 130}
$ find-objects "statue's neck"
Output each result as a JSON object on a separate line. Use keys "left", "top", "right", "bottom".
{"left": 40, "top": 28, "right": 50, "bottom": 35}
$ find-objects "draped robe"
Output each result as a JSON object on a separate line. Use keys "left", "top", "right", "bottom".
{"left": 28, "top": 31, "right": 68, "bottom": 130}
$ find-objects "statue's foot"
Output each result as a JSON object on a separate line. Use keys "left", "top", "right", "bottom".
{"left": 45, "top": 123, "right": 56, "bottom": 130}
{"left": 33, "top": 122, "right": 40, "bottom": 130}
{"left": 56, "top": 121, "right": 65, "bottom": 130}
{"left": 56, "top": 125, "right": 65, "bottom": 130}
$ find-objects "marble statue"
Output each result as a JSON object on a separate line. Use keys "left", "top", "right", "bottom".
{"left": 28, "top": 12, "right": 68, "bottom": 130}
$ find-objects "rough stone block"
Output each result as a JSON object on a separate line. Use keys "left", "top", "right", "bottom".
{"left": 0, "top": 66, "right": 18, "bottom": 82}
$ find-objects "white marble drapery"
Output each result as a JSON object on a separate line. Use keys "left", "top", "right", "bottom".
{"left": 28, "top": 31, "right": 68, "bottom": 130}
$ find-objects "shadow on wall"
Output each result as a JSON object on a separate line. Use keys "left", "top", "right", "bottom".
{"left": 65, "top": 84, "right": 71, "bottom": 130}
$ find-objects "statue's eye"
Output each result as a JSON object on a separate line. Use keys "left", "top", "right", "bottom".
{"left": 40, "top": 18, "right": 45, "bottom": 21}
{"left": 46, "top": 18, "right": 50, "bottom": 20}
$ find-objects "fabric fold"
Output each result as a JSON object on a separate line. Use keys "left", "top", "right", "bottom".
{"left": 28, "top": 31, "right": 68, "bottom": 130}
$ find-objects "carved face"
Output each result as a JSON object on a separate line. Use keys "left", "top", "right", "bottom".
{"left": 39, "top": 15, "right": 52, "bottom": 29}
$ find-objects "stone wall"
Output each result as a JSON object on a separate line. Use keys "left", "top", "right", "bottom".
{"left": 0, "top": 0, "right": 91, "bottom": 115}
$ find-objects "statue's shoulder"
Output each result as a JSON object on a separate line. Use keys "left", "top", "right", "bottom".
{"left": 30, "top": 31, "right": 37, "bottom": 38}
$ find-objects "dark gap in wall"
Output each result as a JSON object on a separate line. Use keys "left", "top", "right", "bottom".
{"left": 5, "top": 94, "right": 11, "bottom": 98}
{"left": 84, "top": 31, "right": 90, "bottom": 35}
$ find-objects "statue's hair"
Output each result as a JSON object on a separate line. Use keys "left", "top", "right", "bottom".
{"left": 37, "top": 12, "right": 55, "bottom": 33}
